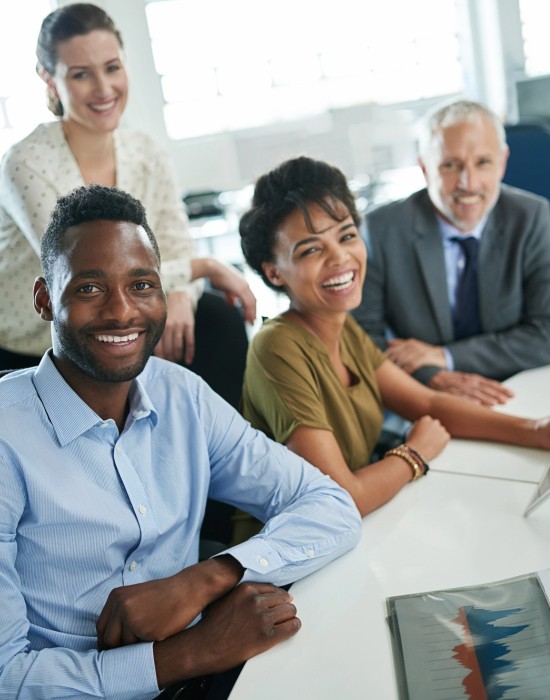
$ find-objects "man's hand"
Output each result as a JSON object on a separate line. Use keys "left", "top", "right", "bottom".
{"left": 154, "top": 583, "right": 300, "bottom": 688}
{"left": 429, "top": 370, "right": 514, "bottom": 406}
{"left": 96, "top": 555, "right": 244, "bottom": 650}
{"left": 154, "top": 290, "right": 195, "bottom": 364}
{"left": 192, "top": 258, "right": 257, "bottom": 324}
{"left": 386, "top": 338, "right": 446, "bottom": 374}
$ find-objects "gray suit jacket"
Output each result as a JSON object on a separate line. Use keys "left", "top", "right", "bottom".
{"left": 353, "top": 185, "right": 550, "bottom": 383}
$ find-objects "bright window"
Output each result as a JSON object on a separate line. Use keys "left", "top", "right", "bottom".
{"left": 519, "top": 0, "right": 550, "bottom": 76}
{"left": 145, "top": 0, "right": 463, "bottom": 140}
{"left": 0, "top": 0, "right": 55, "bottom": 157}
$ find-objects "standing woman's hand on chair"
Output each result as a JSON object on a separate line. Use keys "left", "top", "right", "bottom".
{"left": 191, "top": 258, "right": 257, "bottom": 324}
{"left": 154, "top": 290, "right": 196, "bottom": 364}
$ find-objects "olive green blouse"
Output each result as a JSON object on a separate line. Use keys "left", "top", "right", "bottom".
{"left": 232, "top": 313, "right": 387, "bottom": 544}
{"left": 241, "top": 313, "right": 387, "bottom": 472}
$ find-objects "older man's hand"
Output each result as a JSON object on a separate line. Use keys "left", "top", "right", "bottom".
{"left": 429, "top": 370, "right": 514, "bottom": 406}
{"left": 386, "top": 338, "right": 447, "bottom": 374}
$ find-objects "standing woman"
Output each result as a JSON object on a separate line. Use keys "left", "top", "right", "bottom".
{"left": 234, "top": 156, "right": 550, "bottom": 538}
{"left": 0, "top": 3, "right": 254, "bottom": 406}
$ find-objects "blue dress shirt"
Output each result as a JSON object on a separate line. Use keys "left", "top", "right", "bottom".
{"left": 0, "top": 353, "right": 361, "bottom": 699}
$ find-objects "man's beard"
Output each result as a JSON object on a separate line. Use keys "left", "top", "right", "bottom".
{"left": 53, "top": 318, "right": 166, "bottom": 383}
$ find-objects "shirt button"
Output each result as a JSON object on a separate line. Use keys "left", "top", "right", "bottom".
{"left": 138, "top": 504, "right": 147, "bottom": 515}
{"left": 100, "top": 422, "right": 108, "bottom": 428}
{"left": 259, "top": 558, "right": 269, "bottom": 568}
{"left": 129, "top": 561, "right": 138, "bottom": 571}
{"left": 115, "top": 444, "right": 121, "bottom": 453}
{"left": 307, "top": 549, "right": 315, "bottom": 558}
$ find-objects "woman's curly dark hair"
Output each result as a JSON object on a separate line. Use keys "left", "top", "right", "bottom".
{"left": 239, "top": 156, "right": 360, "bottom": 292}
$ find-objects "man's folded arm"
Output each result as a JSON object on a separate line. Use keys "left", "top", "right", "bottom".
{"left": 0, "top": 554, "right": 162, "bottom": 699}
{"left": 201, "top": 391, "right": 362, "bottom": 586}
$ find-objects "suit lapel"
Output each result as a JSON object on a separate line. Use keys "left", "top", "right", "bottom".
{"left": 412, "top": 195, "right": 454, "bottom": 341}
{"left": 477, "top": 203, "right": 504, "bottom": 328}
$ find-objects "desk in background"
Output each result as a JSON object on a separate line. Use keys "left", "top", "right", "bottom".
{"left": 431, "top": 364, "right": 550, "bottom": 483}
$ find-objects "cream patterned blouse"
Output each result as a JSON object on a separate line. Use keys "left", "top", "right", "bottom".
{"left": 0, "top": 121, "right": 201, "bottom": 355}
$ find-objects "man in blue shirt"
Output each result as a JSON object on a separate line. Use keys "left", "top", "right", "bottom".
{"left": 0, "top": 184, "right": 361, "bottom": 699}
{"left": 353, "top": 99, "right": 550, "bottom": 407}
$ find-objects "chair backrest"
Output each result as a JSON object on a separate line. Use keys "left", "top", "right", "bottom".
{"left": 503, "top": 121, "right": 550, "bottom": 202}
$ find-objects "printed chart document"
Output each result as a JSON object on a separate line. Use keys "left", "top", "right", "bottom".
{"left": 387, "top": 571, "right": 550, "bottom": 700}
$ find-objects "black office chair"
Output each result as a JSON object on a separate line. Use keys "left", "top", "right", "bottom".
{"left": 503, "top": 120, "right": 550, "bottom": 202}
{"left": 187, "top": 290, "right": 249, "bottom": 552}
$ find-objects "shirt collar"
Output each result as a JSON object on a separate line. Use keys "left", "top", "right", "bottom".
{"left": 437, "top": 214, "right": 487, "bottom": 244}
{"left": 128, "top": 374, "right": 158, "bottom": 429}
{"left": 33, "top": 352, "right": 158, "bottom": 447}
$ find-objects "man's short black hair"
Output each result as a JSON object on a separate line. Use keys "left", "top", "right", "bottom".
{"left": 41, "top": 184, "right": 161, "bottom": 287}
{"left": 239, "top": 156, "right": 360, "bottom": 291}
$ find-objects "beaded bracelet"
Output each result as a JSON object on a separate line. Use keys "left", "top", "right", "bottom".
{"left": 405, "top": 444, "right": 430, "bottom": 474}
{"left": 384, "top": 444, "right": 429, "bottom": 481}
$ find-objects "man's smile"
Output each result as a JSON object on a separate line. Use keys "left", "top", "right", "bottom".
{"left": 95, "top": 332, "right": 140, "bottom": 344}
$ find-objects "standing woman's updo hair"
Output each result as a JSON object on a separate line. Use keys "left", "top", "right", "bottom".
{"left": 240, "top": 156, "right": 360, "bottom": 292}
{"left": 36, "top": 3, "right": 124, "bottom": 117}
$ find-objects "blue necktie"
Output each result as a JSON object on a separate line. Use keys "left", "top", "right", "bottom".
{"left": 452, "top": 236, "right": 481, "bottom": 340}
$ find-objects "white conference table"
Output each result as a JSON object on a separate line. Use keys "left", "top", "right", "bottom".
{"left": 430, "top": 364, "right": 550, "bottom": 483}
{"left": 229, "top": 366, "right": 550, "bottom": 700}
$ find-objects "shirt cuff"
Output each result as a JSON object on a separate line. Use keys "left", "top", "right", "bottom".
{"left": 221, "top": 539, "right": 287, "bottom": 584}
{"left": 101, "top": 642, "right": 160, "bottom": 700}
{"left": 164, "top": 279, "right": 205, "bottom": 311}
{"left": 442, "top": 346, "right": 454, "bottom": 370}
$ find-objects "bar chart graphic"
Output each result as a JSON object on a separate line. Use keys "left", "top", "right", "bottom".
{"left": 388, "top": 574, "right": 550, "bottom": 700}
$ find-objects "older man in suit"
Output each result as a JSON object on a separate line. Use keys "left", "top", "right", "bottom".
{"left": 353, "top": 99, "right": 550, "bottom": 406}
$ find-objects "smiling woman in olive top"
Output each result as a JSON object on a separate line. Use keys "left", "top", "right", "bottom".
{"left": 233, "top": 156, "right": 550, "bottom": 540}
